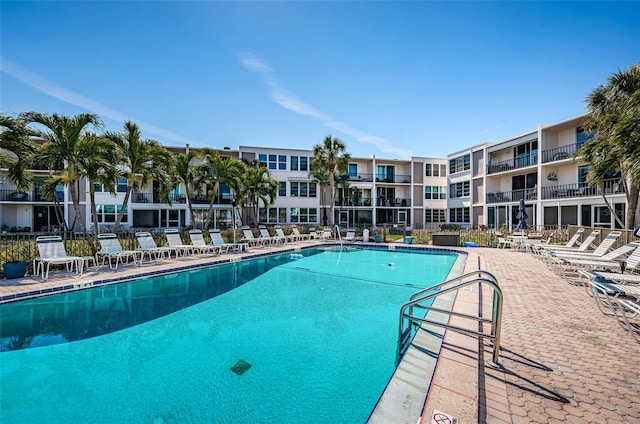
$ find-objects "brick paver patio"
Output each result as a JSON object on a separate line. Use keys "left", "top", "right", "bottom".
{"left": 423, "top": 247, "right": 640, "bottom": 424}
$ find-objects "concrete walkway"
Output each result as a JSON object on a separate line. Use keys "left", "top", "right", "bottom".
{"left": 2, "top": 245, "right": 639, "bottom": 423}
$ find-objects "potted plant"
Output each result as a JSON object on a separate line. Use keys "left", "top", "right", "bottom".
{"left": 1, "top": 241, "right": 30, "bottom": 279}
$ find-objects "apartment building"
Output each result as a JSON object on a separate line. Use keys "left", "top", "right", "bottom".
{"left": 0, "top": 115, "right": 630, "bottom": 232}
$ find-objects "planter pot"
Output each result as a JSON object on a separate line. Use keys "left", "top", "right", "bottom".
{"left": 3, "top": 261, "right": 27, "bottom": 279}
{"left": 405, "top": 236, "right": 413, "bottom": 244}
{"left": 374, "top": 235, "right": 382, "bottom": 243}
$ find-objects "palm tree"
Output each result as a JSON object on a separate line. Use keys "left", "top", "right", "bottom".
{"left": 579, "top": 63, "right": 640, "bottom": 228}
{"left": 171, "top": 150, "right": 201, "bottom": 228}
{"left": 0, "top": 114, "right": 35, "bottom": 192}
{"left": 105, "top": 121, "right": 172, "bottom": 231}
{"left": 24, "top": 112, "right": 102, "bottom": 233}
{"left": 197, "top": 148, "right": 244, "bottom": 229}
{"left": 311, "top": 135, "right": 351, "bottom": 226}
{"left": 309, "top": 167, "right": 330, "bottom": 226}
{"left": 77, "top": 133, "right": 120, "bottom": 236}
{"left": 238, "top": 160, "right": 279, "bottom": 226}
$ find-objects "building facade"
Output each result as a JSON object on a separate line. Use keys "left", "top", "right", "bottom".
{"left": 0, "top": 115, "right": 630, "bottom": 232}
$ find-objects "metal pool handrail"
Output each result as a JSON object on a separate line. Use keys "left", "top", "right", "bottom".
{"left": 397, "top": 270, "right": 503, "bottom": 368}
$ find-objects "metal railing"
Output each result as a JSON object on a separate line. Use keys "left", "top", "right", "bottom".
{"left": 397, "top": 270, "right": 503, "bottom": 367}
{"left": 486, "top": 188, "right": 536, "bottom": 203}
{"left": 375, "top": 174, "right": 412, "bottom": 184}
{"left": 541, "top": 143, "right": 578, "bottom": 163}
{"left": 487, "top": 154, "right": 538, "bottom": 174}
{"left": 346, "top": 173, "right": 374, "bottom": 182}
{"left": 541, "top": 178, "right": 624, "bottom": 199}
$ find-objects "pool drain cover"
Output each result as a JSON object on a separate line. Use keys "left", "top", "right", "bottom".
{"left": 230, "top": 359, "right": 252, "bottom": 376}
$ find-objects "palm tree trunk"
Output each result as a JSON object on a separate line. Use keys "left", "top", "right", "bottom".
{"left": 114, "top": 184, "right": 133, "bottom": 232}
{"left": 328, "top": 172, "right": 335, "bottom": 226}
{"left": 599, "top": 185, "right": 625, "bottom": 228}
{"left": 68, "top": 179, "right": 87, "bottom": 233}
{"left": 626, "top": 180, "right": 640, "bottom": 228}
{"left": 88, "top": 185, "right": 99, "bottom": 237}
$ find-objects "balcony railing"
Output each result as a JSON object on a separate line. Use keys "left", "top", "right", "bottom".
{"left": 541, "top": 178, "right": 624, "bottom": 200}
{"left": 486, "top": 189, "right": 536, "bottom": 204}
{"left": 487, "top": 154, "right": 538, "bottom": 174}
{"left": 346, "top": 173, "right": 374, "bottom": 182}
{"left": 334, "top": 197, "right": 373, "bottom": 207}
{"left": 0, "top": 190, "right": 64, "bottom": 202}
{"left": 375, "top": 174, "right": 412, "bottom": 184}
{"left": 376, "top": 197, "right": 411, "bottom": 207}
{"left": 541, "top": 144, "right": 578, "bottom": 163}
{"left": 132, "top": 192, "right": 232, "bottom": 205}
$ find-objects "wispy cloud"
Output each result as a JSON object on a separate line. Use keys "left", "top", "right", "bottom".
{"left": 0, "top": 57, "right": 203, "bottom": 147}
{"left": 239, "top": 52, "right": 413, "bottom": 158}
{"left": 483, "top": 119, "right": 516, "bottom": 134}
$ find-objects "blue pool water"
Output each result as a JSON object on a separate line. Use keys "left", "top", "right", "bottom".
{"left": 0, "top": 248, "right": 458, "bottom": 423}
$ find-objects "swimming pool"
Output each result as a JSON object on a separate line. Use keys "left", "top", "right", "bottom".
{"left": 0, "top": 247, "right": 459, "bottom": 423}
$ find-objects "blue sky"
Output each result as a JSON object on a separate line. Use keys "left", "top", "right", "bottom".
{"left": 1, "top": 2, "right": 639, "bottom": 159}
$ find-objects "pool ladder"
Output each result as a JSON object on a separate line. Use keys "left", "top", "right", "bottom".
{"left": 396, "top": 269, "right": 504, "bottom": 368}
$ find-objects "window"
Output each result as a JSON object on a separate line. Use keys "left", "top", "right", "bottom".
{"left": 258, "top": 154, "right": 267, "bottom": 167}
{"left": 578, "top": 165, "right": 591, "bottom": 187}
{"left": 291, "top": 156, "right": 310, "bottom": 171}
{"left": 290, "top": 182, "right": 317, "bottom": 198}
{"left": 449, "top": 207, "right": 470, "bottom": 223}
{"left": 348, "top": 163, "right": 358, "bottom": 178}
{"left": 425, "top": 163, "right": 446, "bottom": 177}
{"left": 424, "top": 186, "right": 446, "bottom": 200}
{"left": 279, "top": 182, "right": 286, "bottom": 197}
{"left": 377, "top": 165, "right": 395, "bottom": 182}
{"left": 449, "top": 155, "right": 470, "bottom": 174}
{"left": 577, "top": 127, "right": 594, "bottom": 148}
{"left": 93, "top": 205, "right": 128, "bottom": 223}
{"left": 425, "top": 209, "right": 446, "bottom": 223}
{"left": 290, "top": 207, "right": 318, "bottom": 223}
{"left": 449, "top": 181, "right": 470, "bottom": 198}
{"left": 259, "top": 207, "right": 287, "bottom": 223}
{"left": 117, "top": 177, "right": 127, "bottom": 193}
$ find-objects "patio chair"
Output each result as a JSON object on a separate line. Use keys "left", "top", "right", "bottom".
{"left": 209, "top": 229, "right": 246, "bottom": 253}
{"left": 320, "top": 228, "right": 333, "bottom": 241}
{"left": 135, "top": 232, "right": 179, "bottom": 263}
{"left": 551, "top": 231, "right": 621, "bottom": 260}
{"left": 241, "top": 226, "right": 265, "bottom": 248}
{"left": 96, "top": 233, "right": 142, "bottom": 269}
{"left": 343, "top": 228, "right": 356, "bottom": 242}
{"left": 496, "top": 233, "right": 512, "bottom": 249}
{"left": 165, "top": 228, "right": 196, "bottom": 257}
{"left": 583, "top": 277, "right": 640, "bottom": 343}
{"left": 259, "top": 225, "right": 284, "bottom": 246}
{"left": 291, "top": 225, "right": 311, "bottom": 241}
{"left": 188, "top": 229, "right": 223, "bottom": 255}
{"left": 551, "top": 241, "right": 640, "bottom": 283}
{"left": 534, "top": 229, "right": 599, "bottom": 256}
{"left": 274, "top": 225, "right": 294, "bottom": 243}
{"left": 34, "top": 236, "right": 84, "bottom": 280}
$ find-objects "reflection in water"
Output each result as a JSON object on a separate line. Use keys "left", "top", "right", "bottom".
{"left": 1, "top": 254, "right": 297, "bottom": 351}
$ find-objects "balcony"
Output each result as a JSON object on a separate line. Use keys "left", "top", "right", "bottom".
{"left": 376, "top": 197, "right": 411, "bottom": 207}
{"left": 487, "top": 154, "right": 537, "bottom": 175}
{"left": 375, "top": 174, "right": 412, "bottom": 184}
{"left": 541, "top": 178, "right": 624, "bottom": 200}
{"left": 346, "top": 173, "right": 374, "bottom": 182}
{"left": 0, "top": 190, "right": 63, "bottom": 202}
{"left": 334, "top": 197, "right": 373, "bottom": 207}
{"left": 486, "top": 188, "right": 536, "bottom": 204}
{"left": 541, "top": 144, "right": 578, "bottom": 163}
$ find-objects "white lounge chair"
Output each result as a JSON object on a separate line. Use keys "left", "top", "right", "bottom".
{"left": 320, "top": 228, "right": 333, "bottom": 241}
{"left": 583, "top": 277, "right": 640, "bottom": 343}
{"left": 165, "top": 228, "right": 195, "bottom": 257}
{"left": 291, "top": 225, "right": 310, "bottom": 241}
{"left": 210, "top": 229, "right": 245, "bottom": 253}
{"left": 343, "top": 228, "right": 356, "bottom": 242}
{"left": 34, "top": 236, "right": 83, "bottom": 280}
{"left": 135, "top": 232, "right": 179, "bottom": 263}
{"left": 496, "top": 233, "right": 512, "bottom": 249}
{"left": 535, "top": 228, "right": 597, "bottom": 254}
{"left": 96, "top": 233, "right": 142, "bottom": 269}
{"left": 551, "top": 231, "right": 622, "bottom": 260}
{"left": 259, "top": 225, "right": 284, "bottom": 246}
{"left": 551, "top": 241, "right": 640, "bottom": 283}
{"left": 241, "top": 226, "right": 265, "bottom": 248}
{"left": 188, "top": 229, "right": 223, "bottom": 255}
{"left": 274, "top": 225, "right": 294, "bottom": 243}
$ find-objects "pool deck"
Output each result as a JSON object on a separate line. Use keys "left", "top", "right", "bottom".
{"left": 1, "top": 242, "right": 639, "bottom": 423}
